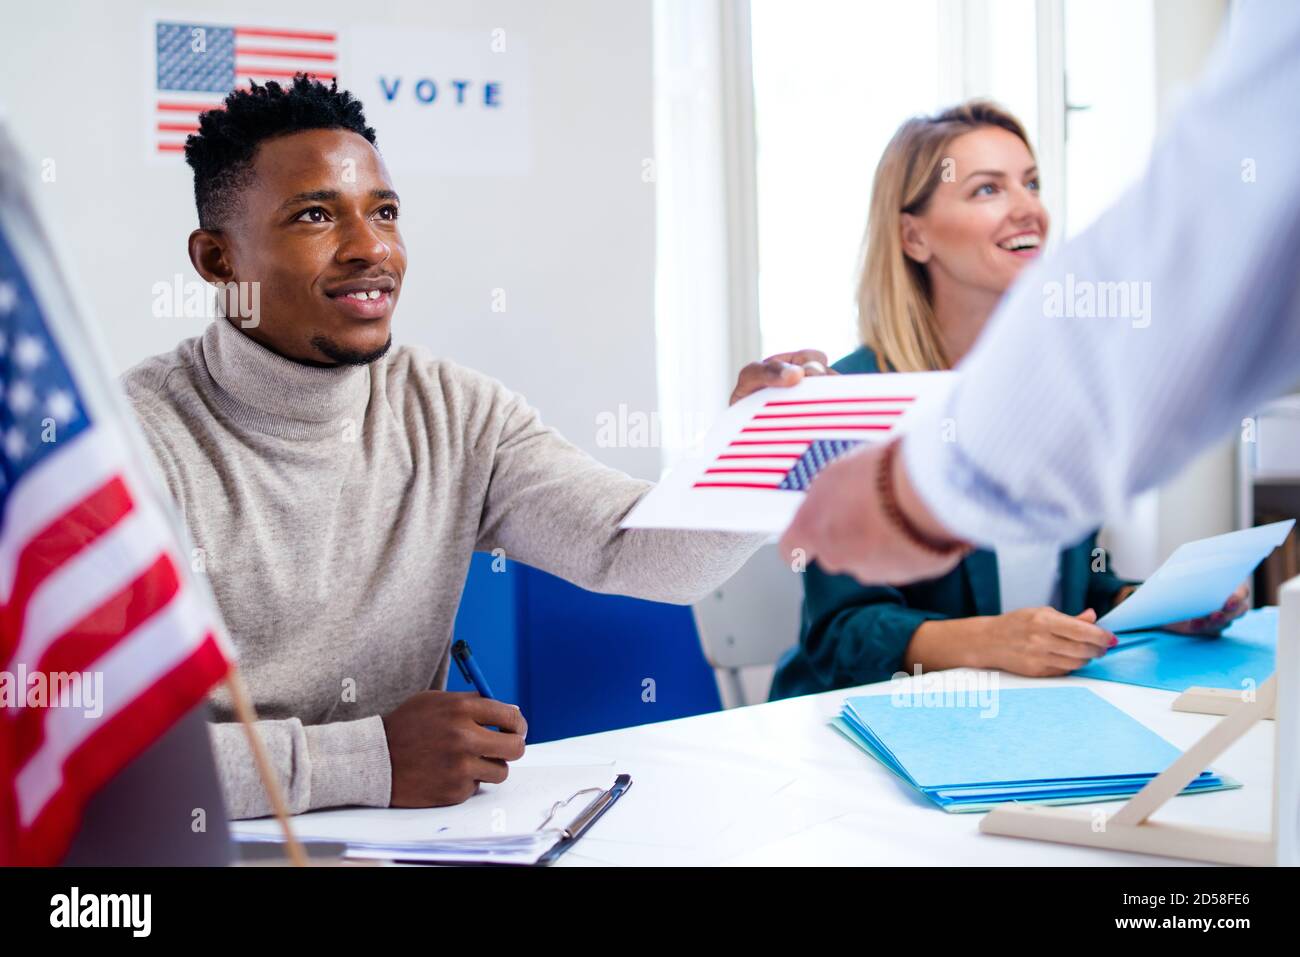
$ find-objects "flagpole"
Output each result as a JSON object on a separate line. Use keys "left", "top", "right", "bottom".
{"left": 223, "top": 669, "right": 309, "bottom": 868}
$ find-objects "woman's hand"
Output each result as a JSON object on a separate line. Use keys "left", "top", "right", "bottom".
{"left": 1163, "top": 581, "right": 1250, "bottom": 636}
{"left": 729, "top": 350, "right": 835, "bottom": 405}
{"left": 975, "top": 607, "right": 1117, "bottom": 676}
{"left": 905, "top": 607, "right": 1118, "bottom": 678}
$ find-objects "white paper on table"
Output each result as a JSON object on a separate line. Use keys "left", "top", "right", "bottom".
{"left": 231, "top": 762, "right": 618, "bottom": 864}
{"left": 622, "top": 371, "right": 958, "bottom": 534}
{"left": 1097, "top": 519, "right": 1295, "bottom": 633}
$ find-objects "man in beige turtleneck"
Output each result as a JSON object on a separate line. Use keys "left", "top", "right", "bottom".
{"left": 124, "top": 78, "right": 827, "bottom": 819}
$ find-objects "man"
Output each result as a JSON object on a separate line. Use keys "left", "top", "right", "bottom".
{"left": 783, "top": 0, "right": 1300, "bottom": 586}
{"left": 125, "top": 77, "right": 822, "bottom": 818}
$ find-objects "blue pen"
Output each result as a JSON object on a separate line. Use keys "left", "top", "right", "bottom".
{"left": 451, "top": 639, "right": 496, "bottom": 701}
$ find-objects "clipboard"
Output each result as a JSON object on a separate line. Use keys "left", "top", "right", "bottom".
{"left": 232, "top": 768, "right": 632, "bottom": 866}
{"left": 534, "top": 773, "right": 633, "bottom": 866}
{"left": 387, "top": 773, "right": 633, "bottom": 867}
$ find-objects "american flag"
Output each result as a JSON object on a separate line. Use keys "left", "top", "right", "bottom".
{"left": 0, "top": 197, "right": 230, "bottom": 864}
{"left": 153, "top": 20, "right": 339, "bottom": 155}
{"left": 693, "top": 394, "right": 917, "bottom": 491}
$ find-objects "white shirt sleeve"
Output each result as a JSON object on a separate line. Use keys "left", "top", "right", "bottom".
{"left": 902, "top": 0, "right": 1300, "bottom": 548}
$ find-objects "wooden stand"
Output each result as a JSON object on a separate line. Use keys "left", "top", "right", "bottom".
{"left": 980, "top": 575, "right": 1300, "bottom": 866}
{"left": 1173, "top": 686, "right": 1276, "bottom": 720}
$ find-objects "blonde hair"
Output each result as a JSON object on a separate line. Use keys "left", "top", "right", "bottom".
{"left": 856, "top": 100, "right": 1033, "bottom": 372}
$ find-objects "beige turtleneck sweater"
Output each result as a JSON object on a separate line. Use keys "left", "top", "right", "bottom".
{"left": 122, "top": 318, "right": 760, "bottom": 819}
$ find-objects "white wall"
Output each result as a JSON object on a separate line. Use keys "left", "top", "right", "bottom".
{"left": 0, "top": 0, "right": 661, "bottom": 479}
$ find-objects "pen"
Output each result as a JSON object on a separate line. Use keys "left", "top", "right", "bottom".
{"left": 451, "top": 639, "right": 496, "bottom": 701}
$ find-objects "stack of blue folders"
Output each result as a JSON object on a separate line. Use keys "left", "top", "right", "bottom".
{"left": 832, "top": 687, "right": 1239, "bottom": 813}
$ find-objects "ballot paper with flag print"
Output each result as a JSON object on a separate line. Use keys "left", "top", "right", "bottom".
{"left": 623, "top": 371, "right": 957, "bottom": 534}
{"left": 0, "top": 122, "right": 232, "bottom": 865}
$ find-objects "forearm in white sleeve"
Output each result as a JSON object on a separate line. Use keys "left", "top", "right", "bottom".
{"left": 903, "top": 0, "right": 1300, "bottom": 547}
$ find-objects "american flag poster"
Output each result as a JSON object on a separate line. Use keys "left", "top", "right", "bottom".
{"left": 152, "top": 19, "right": 339, "bottom": 155}
{"left": 0, "top": 124, "right": 232, "bottom": 864}
{"left": 622, "top": 371, "right": 956, "bottom": 534}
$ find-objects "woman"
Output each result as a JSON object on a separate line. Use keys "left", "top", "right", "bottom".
{"left": 770, "top": 101, "right": 1246, "bottom": 699}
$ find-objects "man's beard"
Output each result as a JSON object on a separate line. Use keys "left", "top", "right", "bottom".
{"left": 308, "top": 333, "right": 393, "bottom": 367}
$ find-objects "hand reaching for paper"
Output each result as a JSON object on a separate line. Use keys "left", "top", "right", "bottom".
{"left": 906, "top": 607, "right": 1117, "bottom": 679}
{"left": 1103, "top": 580, "right": 1251, "bottom": 637}
{"left": 1162, "top": 582, "right": 1250, "bottom": 636}
{"left": 729, "top": 349, "right": 836, "bottom": 405}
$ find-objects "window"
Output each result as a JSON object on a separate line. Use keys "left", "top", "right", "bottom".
{"left": 653, "top": 0, "right": 1162, "bottom": 468}
{"left": 749, "top": 0, "right": 946, "bottom": 362}
{"left": 749, "top": 0, "right": 1049, "bottom": 361}
{"left": 1062, "top": 0, "right": 1157, "bottom": 237}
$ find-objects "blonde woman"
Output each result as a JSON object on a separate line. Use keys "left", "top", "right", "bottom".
{"left": 771, "top": 101, "right": 1247, "bottom": 698}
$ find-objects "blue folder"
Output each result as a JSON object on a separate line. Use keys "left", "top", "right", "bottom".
{"left": 1078, "top": 607, "right": 1277, "bottom": 693}
{"left": 1097, "top": 521, "right": 1293, "bottom": 633}
{"left": 834, "top": 687, "right": 1238, "bottom": 812}
{"left": 1064, "top": 521, "right": 1287, "bottom": 692}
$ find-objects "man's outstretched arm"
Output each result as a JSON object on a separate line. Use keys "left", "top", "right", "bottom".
{"left": 477, "top": 352, "right": 832, "bottom": 604}
{"left": 784, "top": 0, "right": 1300, "bottom": 583}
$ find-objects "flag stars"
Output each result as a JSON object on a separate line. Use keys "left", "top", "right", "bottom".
{"left": 8, "top": 380, "right": 35, "bottom": 415}
{"left": 0, "top": 280, "right": 17, "bottom": 315}
{"left": 4, "top": 426, "right": 26, "bottom": 460}
{"left": 45, "top": 388, "right": 77, "bottom": 424}
{"left": 13, "top": 334, "right": 45, "bottom": 371}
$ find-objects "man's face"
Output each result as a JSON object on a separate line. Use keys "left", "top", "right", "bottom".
{"left": 206, "top": 128, "right": 406, "bottom": 366}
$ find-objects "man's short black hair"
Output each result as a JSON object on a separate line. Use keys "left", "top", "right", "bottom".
{"left": 185, "top": 74, "right": 377, "bottom": 230}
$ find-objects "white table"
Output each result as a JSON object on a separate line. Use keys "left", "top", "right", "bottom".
{"left": 527, "top": 670, "right": 1274, "bottom": 866}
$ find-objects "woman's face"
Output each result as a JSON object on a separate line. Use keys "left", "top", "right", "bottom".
{"left": 900, "top": 126, "right": 1049, "bottom": 298}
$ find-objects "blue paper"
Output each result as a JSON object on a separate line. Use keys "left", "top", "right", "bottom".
{"left": 1112, "top": 630, "right": 1161, "bottom": 649}
{"left": 841, "top": 687, "right": 1198, "bottom": 789}
{"left": 829, "top": 698, "right": 1236, "bottom": 813}
{"left": 1097, "top": 520, "right": 1293, "bottom": 633}
{"left": 1078, "top": 607, "right": 1276, "bottom": 692}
